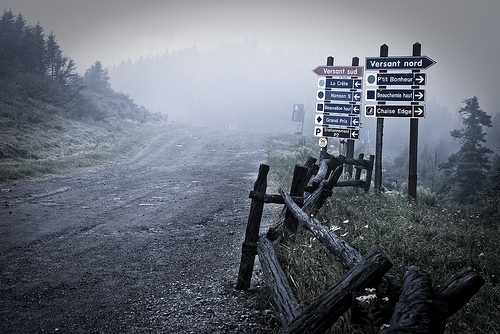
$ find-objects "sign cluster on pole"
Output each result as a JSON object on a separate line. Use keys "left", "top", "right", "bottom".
{"left": 364, "top": 55, "right": 435, "bottom": 119}
{"left": 312, "top": 64, "right": 364, "bottom": 140}
{"left": 309, "top": 44, "right": 435, "bottom": 200}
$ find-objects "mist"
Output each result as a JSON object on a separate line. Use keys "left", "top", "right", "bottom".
{"left": 109, "top": 40, "right": 470, "bottom": 157}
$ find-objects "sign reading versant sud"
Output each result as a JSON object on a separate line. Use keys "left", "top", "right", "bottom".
{"left": 313, "top": 64, "right": 363, "bottom": 139}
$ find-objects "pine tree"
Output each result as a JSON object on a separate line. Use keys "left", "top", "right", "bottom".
{"left": 83, "top": 60, "right": 110, "bottom": 92}
{"left": 440, "top": 96, "right": 493, "bottom": 202}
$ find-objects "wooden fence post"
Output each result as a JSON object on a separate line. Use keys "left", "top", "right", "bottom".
{"left": 236, "top": 163, "right": 269, "bottom": 290}
{"left": 284, "top": 165, "right": 309, "bottom": 232}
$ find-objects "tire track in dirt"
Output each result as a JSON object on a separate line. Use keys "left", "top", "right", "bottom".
{"left": 0, "top": 125, "right": 274, "bottom": 333}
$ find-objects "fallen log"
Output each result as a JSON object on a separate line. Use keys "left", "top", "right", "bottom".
{"left": 279, "top": 185, "right": 363, "bottom": 269}
{"left": 380, "top": 266, "right": 432, "bottom": 334}
{"left": 279, "top": 185, "right": 402, "bottom": 301}
{"left": 302, "top": 165, "right": 343, "bottom": 216}
{"left": 279, "top": 247, "right": 393, "bottom": 334}
{"left": 257, "top": 234, "right": 302, "bottom": 325}
{"left": 433, "top": 266, "right": 485, "bottom": 317}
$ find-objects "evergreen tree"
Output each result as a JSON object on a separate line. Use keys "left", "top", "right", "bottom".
{"left": 440, "top": 96, "right": 493, "bottom": 202}
{"left": 0, "top": 9, "right": 22, "bottom": 76}
{"left": 83, "top": 60, "right": 110, "bottom": 92}
{"left": 44, "top": 32, "right": 64, "bottom": 78}
{"left": 22, "top": 22, "right": 46, "bottom": 73}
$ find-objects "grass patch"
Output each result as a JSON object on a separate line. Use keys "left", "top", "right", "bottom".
{"left": 0, "top": 116, "right": 167, "bottom": 183}
{"left": 263, "top": 135, "right": 500, "bottom": 333}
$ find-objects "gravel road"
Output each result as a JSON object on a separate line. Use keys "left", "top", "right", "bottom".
{"left": 1, "top": 126, "right": 275, "bottom": 333}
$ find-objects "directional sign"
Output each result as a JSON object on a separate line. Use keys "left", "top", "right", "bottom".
{"left": 316, "top": 102, "right": 360, "bottom": 115}
{"left": 318, "top": 90, "right": 362, "bottom": 102}
{"left": 318, "top": 78, "right": 362, "bottom": 89}
{"left": 366, "top": 72, "right": 426, "bottom": 86}
{"left": 365, "top": 56, "right": 436, "bottom": 70}
{"left": 312, "top": 66, "right": 364, "bottom": 77}
{"left": 365, "top": 105, "right": 425, "bottom": 118}
{"left": 314, "top": 126, "right": 359, "bottom": 140}
{"left": 315, "top": 114, "right": 360, "bottom": 127}
{"left": 366, "top": 89, "right": 425, "bottom": 102}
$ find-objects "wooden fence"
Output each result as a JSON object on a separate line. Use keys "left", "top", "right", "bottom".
{"left": 236, "top": 153, "right": 484, "bottom": 334}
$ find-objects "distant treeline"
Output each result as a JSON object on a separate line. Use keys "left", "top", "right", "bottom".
{"left": 0, "top": 9, "right": 162, "bottom": 123}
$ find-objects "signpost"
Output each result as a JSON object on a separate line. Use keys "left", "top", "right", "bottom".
{"left": 316, "top": 103, "right": 360, "bottom": 115}
{"left": 312, "top": 66, "right": 364, "bottom": 77}
{"left": 365, "top": 42, "right": 434, "bottom": 200}
{"left": 313, "top": 59, "right": 363, "bottom": 146}
{"left": 319, "top": 78, "right": 362, "bottom": 89}
{"left": 314, "top": 126, "right": 359, "bottom": 140}
{"left": 365, "top": 89, "right": 425, "bottom": 102}
{"left": 365, "top": 105, "right": 425, "bottom": 118}
{"left": 365, "top": 56, "right": 435, "bottom": 70}
{"left": 366, "top": 73, "right": 426, "bottom": 86}
{"left": 318, "top": 90, "right": 362, "bottom": 102}
{"left": 315, "top": 114, "right": 360, "bottom": 127}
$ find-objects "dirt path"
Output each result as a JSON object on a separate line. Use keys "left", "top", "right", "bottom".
{"left": 0, "top": 126, "right": 274, "bottom": 333}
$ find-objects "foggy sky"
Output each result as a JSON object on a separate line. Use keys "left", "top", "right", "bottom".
{"left": 2, "top": 0, "right": 500, "bottom": 116}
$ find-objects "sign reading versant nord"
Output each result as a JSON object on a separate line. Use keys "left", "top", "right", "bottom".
{"left": 365, "top": 56, "right": 436, "bottom": 70}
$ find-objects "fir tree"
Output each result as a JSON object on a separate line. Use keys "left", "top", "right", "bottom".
{"left": 440, "top": 96, "right": 492, "bottom": 202}
{"left": 83, "top": 60, "right": 111, "bottom": 92}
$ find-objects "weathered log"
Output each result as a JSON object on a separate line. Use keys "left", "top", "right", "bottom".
{"left": 236, "top": 164, "right": 269, "bottom": 290}
{"left": 433, "top": 266, "right": 485, "bottom": 317}
{"left": 279, "top": 185, "right": 402, "bottom": 301}
{"left": 335, "top": 180, "right": 367, "bottom": 188}
{"left": 279, "top": 247, "right": 393, "bottom": 334}
{"left": 257, "top": 234, "right": 302, "bottom": 325}
{"left": 248, "top": 191, "right": 303, "bottom": 205}
{"left": 302, "top": 165, "right": 343, "bottom": 216}
{"left": 279, "top": 185, "right": 363, "bottom": 269}
{"left": 304, "top": 156, "right": 318, "bottom": 186}
{"left": 380, "top": 266, "right": 432, "bottom": 334}
{"left": 284, "top": 165, "right": 309, "bottom": 232}
{"left": 310, "top": 159, "right": 330, "bottom": 188}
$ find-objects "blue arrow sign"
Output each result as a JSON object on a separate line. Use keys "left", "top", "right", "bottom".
{"left": 366, "top": 73, "right": 426, "bottom": 86}
{"left": 318, "top": 78, "right": 362, "bottom": 89}
{"left": 315, "top": 115, "right": 360, "bottom": 127}
{"left": 316, "top": 103, "right": 360, "bottom": 115}
{"left": 365, "top": 56, "right": 436, "bottom": 70}
{"left": 318, "top": 90, "right": 362, "bottom": 102}
{"left": 365, "top": 105, "right": 426, "bottom": 118}
{"left": 366, "top": 89, "right": 425, "bottom": 102}
{"left": 314, "top": 126, "right": 359, "bottom": 140}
